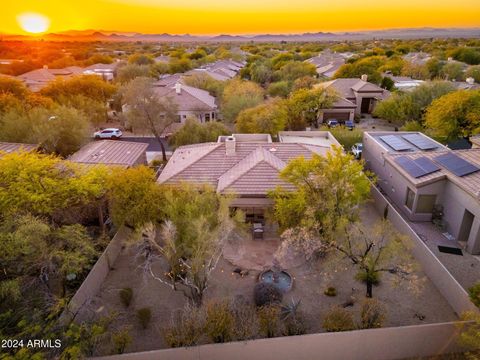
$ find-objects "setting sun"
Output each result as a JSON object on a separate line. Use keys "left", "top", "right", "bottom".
{"left": 17, "top": 12, "right": 50, "bottom": 34}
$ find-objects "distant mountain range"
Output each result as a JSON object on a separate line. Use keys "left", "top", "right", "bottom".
{"left": 2, "top": 28, "right": 480, "bottom": 42}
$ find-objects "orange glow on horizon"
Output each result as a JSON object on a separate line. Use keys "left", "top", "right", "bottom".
{"left": 2, "top": 0, "right": 480, "bottom": 36}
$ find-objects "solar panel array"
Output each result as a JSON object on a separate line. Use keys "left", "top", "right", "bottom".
{"left": 379, "top": 135, "right": 412, "bottom": 151}
{"left": 394, "top": 156, "right": 441, "bottom": 178}
{"left": 401, "top": 134, "right": 438, "bottom": 150}
{"left": 434, "top": 153, "right": 480, "bottom": 177}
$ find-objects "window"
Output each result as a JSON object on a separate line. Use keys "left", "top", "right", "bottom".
{"left": 212, "top": 112, "right": 215, "bottom": 120}
{"left": 175, "top": 115, "right": 181, "bottom": 123}
{"left": 416, "top": 194, "right": 437, "bottom": 214}
{"left": 405, "top": 187, "right": 415, "bottom": 211}
{"left": 205, "top": 113, "right": 210, "bottom": 122}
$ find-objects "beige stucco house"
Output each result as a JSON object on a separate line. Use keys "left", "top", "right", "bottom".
{"left": 364, "top": 131, "right": 480, "bottom": 254}
{"left": 157, "top": 132, "right": 339, "bottom": 224}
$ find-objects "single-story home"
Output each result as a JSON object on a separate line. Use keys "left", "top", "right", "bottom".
{"left": 0, "top": 142, "right": 38, "bottom": 157}
{"left": 82, "top": 62, "right": 119, "bottom": 81}
{"left": 363, "top": 131, "right": 480, "bottom": 254}
{"left": 316, "top": 76, "right": 390, "bottom": 122}
{"left": 305, "top": 51, "right": 348, "bottom": 78}
{"left": 17, "top": 66, "right": 84, "bottom": 92}
{"left": 157, "top": 132, "right": 338, "bottom": 224}
{"left": 69, "top": 140, "right": 148, "bottom": 168}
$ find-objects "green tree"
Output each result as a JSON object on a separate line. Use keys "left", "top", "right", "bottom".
{"left": 0, "top": 105, "right": 91, "bottom": 156}
{"left": 270, "top": 147, "right": 370, "bottom": 245}
{"left": 285, "top": 87, "right": 335, "bottom": 130}
{"left": 425, "top": 90, "right": 480, "bottom": 141}
{"left": 334, "top": 56, "right": 385, "bottom": 85}
{"left": 441, "top": 62, "right": 465, "bottom": 81}
{"left": 333, "top": 221, "right": 418, "bottom": 298}
{"left": 128, "top": 54, "right": 154, "bottom": 66}
{"left": 466, "top": 65, "right": 480, "bottom": 83}
{"left": 235, "top": 99, "right": 287, "bottom": 136}
{"left": 273, "top": 61, "right": 317, "bottom": 82}
{"left": 183, "top": 72, "right": 225, "bottom": 98}
{"left": 135, "top": 185, "right": 241, "bottom": 306}
{"left": 267, "top": 81, "right": 291, "bottom": 98}
{"left": 0, "top": 76, "right": 29, "bottom": 98}
{"left": 121, "top": 77, "right": 178, "bottom": 161}
{"left": 168, "top": 118, "right": 229, "bottom": 148}
{"left": 116, "top": 64, "right": 152, "bottom": 84}
{"left": 221, "top": 79, "right": 264, "bottom": 123}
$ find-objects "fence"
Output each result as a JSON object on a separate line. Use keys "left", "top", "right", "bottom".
{"left": 370, "top": 186, "right": 478, "bottom": 315}
{"left": 62, "top": 226, "right": 131, "bottom": 322}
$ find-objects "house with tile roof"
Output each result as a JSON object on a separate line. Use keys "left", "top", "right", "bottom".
{"left": 315, "top": 76, "right": 390, "bottom": 122}
{"left": 83, "top": 62, "right": 119, "bottom": 81}
{"left": 17, "top": 66, "right": 84, "bottom": 92}
{"left": 158, "top": 132, "right": 338, "bottom": 225}
{"left": 0, "top": 142, "right": 37, "bottom": 158}
{"left": 305, "top": 51, "right": 349, "bottom": 78}
{"left": 364, "top": 131, "right": 480, "bottom": 254}
{"left": 153, "top": 82, "right": 218, "bottom": 124}
{"left": 69, "top": 140, "right": 148, "bottom": 168}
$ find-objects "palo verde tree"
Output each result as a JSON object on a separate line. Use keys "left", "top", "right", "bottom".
{"left": 332, "top": 221, "right": 420, "bottom": 298}
{"left": 121, "top": 76, "right": 178, "bottom": 161}
{"left": 134, "top": 184, "right": 242, "bottom": 307}
{"left": 271, "top": 147, "right": 371, "bottom": 262}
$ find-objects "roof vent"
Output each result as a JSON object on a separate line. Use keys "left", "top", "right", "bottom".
{"left": 361, "top": 74, "right": 368, "bottom": 82}
{"left": 225, "top": 136, "right": 236, "bottom": 156}
{"left": 174, "top": 82, "right": 181, "bottom": 94}
{"left": 466, "top": 77, "right": 475, "bottom": 85}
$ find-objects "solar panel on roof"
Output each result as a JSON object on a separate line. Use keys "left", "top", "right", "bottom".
{"left": 394, "top": 156, "right": 425, "bottom": 178}
{"left": 434, "top": 153, "right": 480, "bottom": 177}
{"left": 379, "top": 135, "right": 412, "bottom": 151}
{"left": 414, "top": 157, "right": 441, "bottom": 175}
{"left": 401, "top": 134, "right": 438, "bottom": 150}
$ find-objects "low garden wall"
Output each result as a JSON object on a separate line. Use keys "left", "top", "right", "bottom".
{"left": 370, "top": 186, "right": 478, "bottom": 315}
{"left": 91, "top": 321, "right": 465, "bottom": 360}
{"left": 61, "top": 226, "right": 131, "bottom": 322}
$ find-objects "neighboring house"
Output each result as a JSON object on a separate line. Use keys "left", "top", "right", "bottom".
{"left": 402, "top": 52, "right": 432, "bottom": 65}
{"left": 69, "top": 140, "right": 148, "bottom": 168}
{"left": 153, "top": 82, "right": 218, "bottom": 124}
{"left": 363, "top": 131, "right": 480, "bottom": 254}
{"left": 452, "top": 77, "right": 480, "bottom": 91}
{"left": 383, "top": 73, "right": 424, "bottom": 91}
{"left": 153, "top": 73, "right": 184, "bottom": 87}
{"left": 305, "top": 51, "right": 348, "bottom": 78}
{"left": 185, "top": 68, "right": 231, "bottom": 82}
{"left": 157, "top": 132, "right": 338, "bottom": 223}
{"left": 315, "top": 76, "right": 390, "bottom": 122}
{"left": 83, "top": 62, "right": 119, "bottom": 81}
{"left": 0, "top": 142, "right": 37, "bottom": 158}
{"left": 154, "top": 55, "right": 171, "bottom": 63}
{"left": 17, "top": 66, "right": 84, "bottom": 92}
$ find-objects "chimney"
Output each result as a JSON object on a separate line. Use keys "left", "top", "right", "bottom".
{"left": 174, "top": 82, "right": 181, "bottom": 94}
{"left": 361, "top": 74, "right": 368, "bottom": 82}
{"left": 447, "top": 57, "right": 453, "bottom": 62}
{"left": 466, "top": 77, "right": 475, "bottom": 85}
{"left": 43, "top": 65, "right": 48, "bottom": 69}
{"left": 225, "top": 136, "right": 236, "bottom": 156}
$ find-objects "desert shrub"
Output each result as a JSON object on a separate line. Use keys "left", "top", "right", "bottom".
{"left": 281, "top": 299, "right": 307, "bottom": 336}
{"left": 164, "top": 304, "right": 205, "bottom": 348}
{"left": 119, "top": 288, "right": 133, "bottom": 308}
{"left": 254, "top": 282, "right": 283, "bottom": 307}
{"left": 322, "top": 306, "right": 356, "bottom": 332}
{"left": 324, "top": 287, "right": 337, "bottom": 297}
{"left": 359, "top": 298, "right": 387, "bottom": 329}
{"left": 205, "top": 300, "right": 235, "bottom": 343}
{"left": 468, "top": 282, "right": 480, "bottom": 308}
{"left": 231, "top": 296, "right": 259, "bottom": 340}
{"left": 136, "top": 307, "right": 152, "bottom": 329}
{"left": 111, "top": 328, "right": 132, "bottom": 354}
{"left": 257, "top": 305, "right": 282, "bottom": 338}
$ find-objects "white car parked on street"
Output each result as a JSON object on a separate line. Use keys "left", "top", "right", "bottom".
{"left": 94, "top": 128, "right": 123, "bottom": 139}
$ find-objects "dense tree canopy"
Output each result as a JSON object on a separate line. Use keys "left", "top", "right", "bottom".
{"left": 235, "top": 99, "right": 287, "bottom": 136}
{"left": 424, "top": 90, "right": 480, "bottom": 141}
{"left": 168, "top": 118, "right": 229, "bottom": 148}
{"left": 221, "top": 79, "right": 264, "bottom": 123}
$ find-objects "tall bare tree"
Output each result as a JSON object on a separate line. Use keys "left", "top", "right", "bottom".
{"left": 121, "top": 77, "right": 178, "bottom": 161}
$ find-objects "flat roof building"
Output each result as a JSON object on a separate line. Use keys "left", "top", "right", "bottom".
{"left": 363, "top": 131, "right": 480, "bottom": 254}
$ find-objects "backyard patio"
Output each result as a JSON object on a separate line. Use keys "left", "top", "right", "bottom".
{"left": 80, "top": 202, "right": 458, "bottom": 356}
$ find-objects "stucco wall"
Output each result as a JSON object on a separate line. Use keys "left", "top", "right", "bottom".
{"left": 371, "top": 186, "right": 478, "bottom": 315}
{"left": 61, "top": 227, "right": 130, "bottom": 322}
{"left": 90, "top": 321, "right": 467, "bottom": 360}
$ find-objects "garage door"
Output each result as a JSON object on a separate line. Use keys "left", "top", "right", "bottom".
{"left": 323, "top": 112, "right": 351, "bottom": 121}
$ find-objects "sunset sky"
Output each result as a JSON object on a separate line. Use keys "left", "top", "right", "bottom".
{"left": 3, "top": 0, "right": 480, "bottom": 35}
